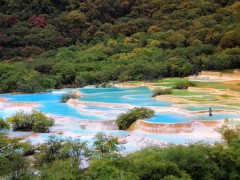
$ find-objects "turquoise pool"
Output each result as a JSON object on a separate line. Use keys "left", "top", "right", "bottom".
{"left": 1, "top": 86, "right": 238, "bottom": 148}
{"left": 0, "top": 109, "right": 22, "bottom": 120}
{"left": 1, "top": 92, "right": 107, "bottom": 120}
{"left": 184, "top": 106, "right": 238, "bottom": 111}
{"left": 195, "top": 113, "right": 240, "bottom": 120}
{"left": 146, "top": 114, "right": 192, "bottom": 123}
{"left": 80, "top": 87, "right": 171, "bottom": 106}
{"left": 0, "top": 87, "right": 171, "bottom": 120}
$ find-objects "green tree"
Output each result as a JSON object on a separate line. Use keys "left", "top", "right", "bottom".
{"left": 0, "top": 133, "right": 32, "bottom": 179}
{"left": 7, "top": 110, "right": 54, "bottom": 132}
{"left": 0, "top": 118, "right": 10, "bottom": 130}
{"left": 93, "top": 132, "right": 121, "bottom": 157}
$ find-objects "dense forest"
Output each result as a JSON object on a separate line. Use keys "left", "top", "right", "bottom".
{"left": 0, "top": 0, "right": 240, "bottom": 93}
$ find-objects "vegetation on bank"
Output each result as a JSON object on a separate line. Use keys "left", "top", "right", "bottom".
{"left": 0, "top": 0, "right": 240, "bottom": 93}
{"left": 0, "top": 118, "right": 10, "bottom": 130}
{"left": 152, "top": 88, "right": 173, "bottom": 97}
{"left": 93, "top": 133, "right": 121, "bottom": 158}
{"left": 173, "top": 80, "right": 196, "bottom": 89}
{"left": 7, "top": 110, "right": 54, "bottom": 133}
{"left": 60, "top": 90, "right": 81, "bottom": 103}
{"left": 1, "top": 120, "right": 240, "bottom": 179}
{"left": 60, "top": 93, "right": 76, "bottom": 103}
{"left": 116, "top": 107, "right": 154, "bottom": 130}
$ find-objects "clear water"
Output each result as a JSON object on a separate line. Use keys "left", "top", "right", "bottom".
{"left": 0, "top": 109, "right": 25, "bottom": 119}
{"left": 0, "top": 87, "right": 170, "bottom": 120}
{"left": 185, "top": 106, "right": 238, "bottom": 111}
{"left": 1, "top": 87, "right": 239, "bottom": 123}
{"left": 1, "top": 92, "right": 110, "bottom": 120}
{"left": 80, "top": 87, "right": 171, "bottom": 106}
{"left": 195, "top": 113, "right": 240, "bottom": 120}
{"left": 1, "top": 87, "right": 237, "bottom": 148}
{"left": 146, "top": 114, "right": 192, "bottom": 123}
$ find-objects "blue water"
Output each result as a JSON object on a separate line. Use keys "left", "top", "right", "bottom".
{"left": 184, "top": 106, "right": 238, "bottom": 111}
{"left": 146, "top": 114, "right": 192, "bottom": 123}
{"left": 1, "top": 92, "right": 108, "bottom": 120}
{"left": 195, "top": 113, "right": 240, "bottom": 120}
{"left": 1, "top": 87, "right": 238, "bottom": 148}
{"left": 0, "top": 87, "right": 170, "bottom": 120}
{"left": 146, "top": 113, "right": 240, "bottom": 123}
{"left": 1, "top": 87, "right": 239, "bottom": 124}
{"left": 80, "top": 87, "right": 171, "bottom": 106}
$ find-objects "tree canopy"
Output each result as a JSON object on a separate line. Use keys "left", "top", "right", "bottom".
{"left": 0, "top": 0, "right": 239, "bottom": 93}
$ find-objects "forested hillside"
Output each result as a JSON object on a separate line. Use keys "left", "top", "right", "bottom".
{"left": 0, "top": 0, "right": 240, "bottom": 93}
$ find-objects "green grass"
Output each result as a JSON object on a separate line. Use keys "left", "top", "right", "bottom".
{"left": 127, "top": 81, "right": 142, "bottom": 84}
{"left": 194, "top": 82, "right": 229, "bottom": 90}
{"left": 154, "top": 83, "right": 175, "bottom": 87}
{"left": 219, "top": 94, "right": 234, "bottom": 98}
{"left": 175, "top": 102, "right": 188, "bottom": 104}
{"left": 230, "top": 87, "right": 240, "bottom": 92}
{"left": 155, "top": 78, "right": 192, "bottom": 88}
{"left": 185, "top": 96, "right": 219, "bottom": 102}
{"left": 225, "top": 103, "right": 240, "bottom": 107}
{"left": 158, "top": 78, "right": 188, "bottom": 83}
{"left": 172, "top": 90, "right": 206, "bottom": 97}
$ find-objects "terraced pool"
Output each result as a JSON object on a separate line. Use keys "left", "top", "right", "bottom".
{"left": 1, "top": 86, "right": 239, "bottom": 147}
{"left": 0, "top": 87, "right": 171, "bottom": 120}
{"left": 146, "top": 114, "right": 192, "bottom": 123}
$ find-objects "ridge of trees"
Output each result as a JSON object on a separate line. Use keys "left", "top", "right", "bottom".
{"left": 0, "top": 0, "right": 240, "bottom": 93}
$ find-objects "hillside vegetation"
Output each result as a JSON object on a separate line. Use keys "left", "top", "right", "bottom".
{"left": 0, "top": 0, "right": 240, "bottom": 93}
{"left": 1, "top": 120, "right": 240, "bottom": 179}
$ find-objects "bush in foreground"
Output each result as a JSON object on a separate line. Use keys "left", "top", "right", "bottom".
{"left": 0, "top": 118, "right": 10, "bottom": 130}
{"left": 93, "top": 132, "right": 121, "bottom": 157}
{"left": 7, "top": 110, "right": 54, "bottom": 133}
{"left": 1, "top": 121, "right": 240, "bottom": 179}
{"left": 152, "top": 88, "right": 173, "bottom": 97}
{"left": 116, "top": 107, "right": 154, "bottom": 130}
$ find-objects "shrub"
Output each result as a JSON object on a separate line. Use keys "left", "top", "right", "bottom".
{"left": 217, "top": 119, "right": 240, "bottom": 145}
{"left": 173, "top": 80, "right": 196, "bottom": 89}
{"left": 152, "top": 88, "right": 172, "bottom": 97}
{"left": 93, "top": 132, "right": 121, "bottom": 157}
{"left": 116, "top": 107, "right": 154, "bottom": 130}
{"left": 7, "top": 110, "right": 54, "bottom": 133}
{"left": 35, "top": 135, "right": 88, "bottom": 165}
{"left": 0, "top": 118, "right": 10, "bottom": 130}
{"left": 33, "top": 115, "right": 54, "bottom": 133}
{"left": 60, "top": 93, "right": 75, "bottom": 103}
{"left": 95, "top": 82, "right": 112, "bottom": 88}
{"left": 7, "top": 112, "right": 34, "bottom": 131}
{"left": 60, "top": 90, "right": 81, "bottom": 103}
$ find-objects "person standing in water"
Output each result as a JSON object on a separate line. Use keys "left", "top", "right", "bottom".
{"left": 209, "top": 107, "right": 212, "bottom": 117}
